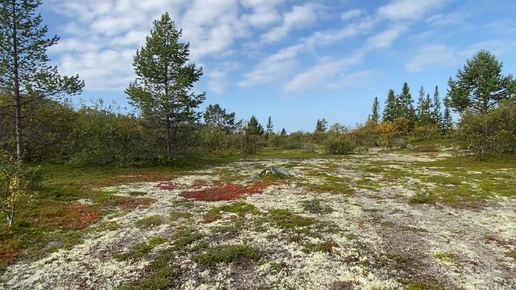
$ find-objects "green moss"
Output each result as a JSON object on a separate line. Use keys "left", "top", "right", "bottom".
{"left": 506, "top": 250, "right": 516, "bottom": 260}
{"left": 268, "top": 209, "right": 316, "bottom": 229}
{"left": 407, "top": 281, "right": 444, "bottom": 290}
{"left": 135, "top": 215, "right": 164, "bottom": 228}
{"left": 169, "top": 210, "right": 193, "bottom": 221}
{"left": 93, "top": 221, "right": 121, "bottom": 232}
{"left": 116, "top": 248, "right": 180, "bottom": 290}
{"left": 114, "top": 236, "right": 167, "bottom": 261}
{"left": 434, "top": 252, "right": 464, "bottom": 269}
{"left": 194, "top": 244, "right": 262, "bottom": 265}
{"left": 300, "top": 198, "right": 334, "bottom": 214}
{"left": 171, "top": 228, "right": 203, "bottom": 251}
{"left": 203, "top": 201, "right": 260, "bottom": 222}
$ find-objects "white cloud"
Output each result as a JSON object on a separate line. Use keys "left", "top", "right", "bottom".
{"left": 282, "top": 53, "right": 364, "bottom": 92}
{"left": 405, "top": 45, "right": 455, "bottom": 72}
{"left": 260, "top": 3, "right": 319, "bottom": 43}
{"left": 341, "top": 9, "right": 362, "bottom": 21}
{"left": 239, "top": 44, "right": 305, "bottom": 87}
{"left": 377, "top": 0, "right": 446, "bottom": 21}
{"left": 364, "top": 25, "right": 407, "bottom": 51}
{"left": 241, "top": 0, "right": 284, "bottom": 27}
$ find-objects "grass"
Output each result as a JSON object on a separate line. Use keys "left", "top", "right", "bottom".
{"left": 300, "top": 198, "right": 334, "bottom": 214}
{"left": 114, "top": 236, "right": 168, "bottom": 261}
{"left": 171, "top": 228, "right": 204, "bottom": 251}
{"left": 267, "top": 208, "right": 316, "bottom": 229}
{"left": 434, "top": 252, "right": 464, "bottom": 269}
{"left": 506, "top": 250, "right": 516, "bottom": 260}
{"left": 202, "top": 201, "right": 260, "bottom": 223}
{"left": 194, "top": 244, "right": 262, "bottom": 265}
{"left": 135, "top": 215, "right": 164, "bottom": 228}
{"left": 116, "top": 247, "right": 180, "bottom": 290}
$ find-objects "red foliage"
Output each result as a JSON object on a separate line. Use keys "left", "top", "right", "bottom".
{"left": 191, "top": 179, "right": 209, "bottom": 188}
{"left": 179, "top": 180, "right": 285, "bottom": 201}
{"left": 155, "top": 181, "right": 176, "bottom": 190}
{"left": 0, "top": 248, "right": 18, "bottom": 265}
{"left": 116, "top": 197, "right": 157, "bottom": 209}
{"left": 37, "top": 202, "right": 103, "bottom": 230}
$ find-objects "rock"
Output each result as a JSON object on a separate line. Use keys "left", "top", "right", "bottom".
{"left": 259, "top": 167, "right": 293, "bottom": 177}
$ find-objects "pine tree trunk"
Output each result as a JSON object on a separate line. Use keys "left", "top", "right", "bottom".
{"left": 12, "top": 3, "right": 23, "bottom": 161}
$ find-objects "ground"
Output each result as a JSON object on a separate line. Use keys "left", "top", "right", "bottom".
{"left": 1, "top": 148, "right": 515, "bottom": 290}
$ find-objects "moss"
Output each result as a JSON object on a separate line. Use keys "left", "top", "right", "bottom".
{"left": 203, "top": 201, "right": 260, "bottom": 223}
{"left": 268, "top": 209, "right": 316, "bottom": 229}
{"left": 194, "top": 244, "right": 262, "bottom": 265}
{"left": 171, "top": 228, "right": 203, "bottom": 251}
{"left": 300, "top": 198, "right": 334, "bottom": 214}
{"left": 116, "top": 248, "right": 180, "bottom": 290}
{"left": 114, "top": 236, "right": 167, "bottom": 261}
{"left": 506, "top": 250, "right": 516, "bottom": 260}
{"left": 135, "top": 215, "right": 164, "bottom": 228}
{"left": 434, "top": 252, "right": 464, "bottom": 269}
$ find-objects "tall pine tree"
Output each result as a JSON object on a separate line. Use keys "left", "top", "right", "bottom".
{"left": 416, "top": 86, "right": 432, "bottom": 124}
{"left": 382, "top": 89, "right": 398, "bottom": 122}
{"left": 0, "top": 0, "right": 84, "bottom": 160}
{"left": 397, "top": 82, "right": 416, "bottom": 126}
{"left": 431, "top": 86, "right": 443, "bottom": 127}
{"left": 370, "top": 96, "right": 380, "bottom": 124}
{"left": 126, "top": 13, "right": 205, "bottom": 156}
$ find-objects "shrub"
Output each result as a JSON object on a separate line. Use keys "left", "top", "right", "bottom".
{"left": 0, "top": 151, "right": 43, "bottom": 227}
{"left": 456, "top": 101, "right": 516, "bottom": 158}
{"left": 324, "top": 135, "right": 356, "bottom": 155}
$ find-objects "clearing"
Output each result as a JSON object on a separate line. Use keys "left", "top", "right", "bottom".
{"left": 1, "top": 148, "right": 515, "bottom": 289}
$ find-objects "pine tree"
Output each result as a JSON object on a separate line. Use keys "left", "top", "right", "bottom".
{"left": 266, "top": 116, "right": 274, "bottom": 137}
{"left": 315, "top": 118, "right": 328, "bottom": 132}
{"left": 370, "top": 96, "right": 380, "bottom": 124}
{"left": 397, "top": 82, "right": 416, "bottom": 126}
{"left": 442, "top": 96, "right": 453, "bottom": 131}
{"left": 447, "top": 50, "right": 515, "bottom": 115}
{"left": 382, "top": 89, "right": 398, "bottom": 122}
{"left": 247, "top": 116, "right": 264, "bottom": 136}
{"left": 126, "top": 13, "right": 205, "bottom": 156}
{"left": 431, "top": 86, "right": 443, "bottom": 127}
{"left": 280, "top": 128, "right": 287, "bottom": 136}
{"left": 416, "top": 86, "right": 432, "bottom": 124}
{"left": 0, "top": 0, "right": 84, "bottom": 160}
{"left": 204, "top": 104, "right": 237, "bottom": 134}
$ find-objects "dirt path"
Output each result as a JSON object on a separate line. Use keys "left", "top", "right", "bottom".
{"left": 1, "top": 152, "right": 515, "bottom": 289}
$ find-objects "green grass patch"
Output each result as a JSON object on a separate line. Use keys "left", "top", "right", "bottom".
{"left": 434, "top": 252, "right": 464, "bottom": 269}
{"left": 116, "top": 247, "right": 180, "bottom": 290}
{"left": 91, "top": 221, "right": 121, "bottom": 232}
{"left": 202, "top": 201, "right": 260, "bottom": 223}
{"left": 506, "top": 250, "right": 516, "bottom": 260}
{"left": 407, "top": 281, "right": 444, "bottom": 290}
{"left": 171, "top": 228, "right": 204, "bottom": 251}
{"left": 169, "top": 210, "right": 193, "bottom": 221}
{"left": 302, "top": 240, "right": 339, "bottom": 254}
{"left": 114, "top": 236, "right": 167, "bottom": 261}
{"left": 408, "top": 192, "right": 435, "bottom": 204}
{"left": 194, "top": 244, "right": 262, "bottom": 265}
{"left": 135, "top": 215, "right": 164, "bottom": 228}
{"left": 300, "top": 198, "right": 334, "bottom": 214}
{"left": 267, "top": 209, "right": 316, "bottom": 229}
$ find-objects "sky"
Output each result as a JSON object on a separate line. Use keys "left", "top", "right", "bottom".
{"left": 39, "top": 0, "right": 516, "bottom": 133}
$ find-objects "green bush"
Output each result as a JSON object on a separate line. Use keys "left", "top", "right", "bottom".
{"left": 324, "top": 135, "right": 356, "bottom": 155}
{"left": 456, "top": 101, "right": 516, "bottom": 158}
{"left": 0, "top": 151, "right": 43, "bottom": 227}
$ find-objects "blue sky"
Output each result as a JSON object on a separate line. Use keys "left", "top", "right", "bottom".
{"left": 40, "top": 0, "right": 516, "bottom": 133}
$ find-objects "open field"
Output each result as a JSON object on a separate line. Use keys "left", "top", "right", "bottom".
{"left": 1, "top": 147, "right": 515, "bottom": 289}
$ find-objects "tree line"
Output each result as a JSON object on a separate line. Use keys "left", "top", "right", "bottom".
{"left": 1, "top": 2, "right": 515, "bottom": 167}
